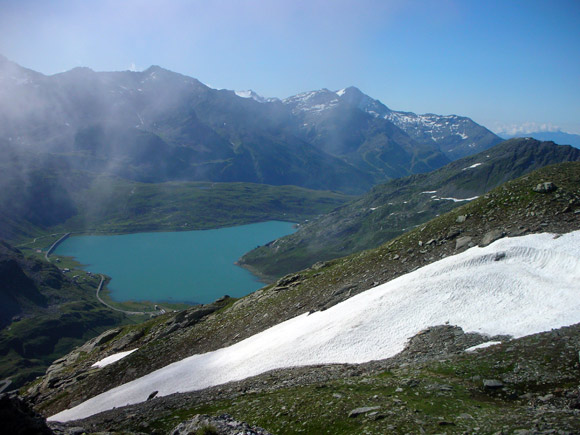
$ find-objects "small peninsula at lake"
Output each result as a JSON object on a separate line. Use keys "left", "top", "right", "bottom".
{"left": 54, "top": 221, "right": 296, "bottom": 304}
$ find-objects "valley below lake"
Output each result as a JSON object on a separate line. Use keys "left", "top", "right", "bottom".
{"left": 54, "top": 221, "right": 296, "bottom": 304}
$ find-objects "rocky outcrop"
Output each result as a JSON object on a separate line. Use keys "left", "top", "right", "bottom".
{"left": 171, "top": 414, "right": 272, "bottom": 435}
{"left": 533, "top": 181, "right": 557, "bottom": 193}
{"left": 0, "top": 394, "right": 53, "bottom": 435}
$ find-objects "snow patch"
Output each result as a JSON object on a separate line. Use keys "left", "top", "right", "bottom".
{"left": 91, "top": 349, "right": 139, "bottom": 369}
{"left": 336, "top": 88, "right": 346, "bottom": 97}
{"left": 465, "top": 341, "right": 502, "bottom": 352}
{"left": 50, "top": 231, "right": 580, "bottom": 422}
{"left": 462, "top": 163, "right": 483, "bottom": 171}
{"left": 433, "top": 196, "right": 479, "bottom": 202}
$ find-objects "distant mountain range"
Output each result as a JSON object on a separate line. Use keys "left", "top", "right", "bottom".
{"left": 499, "top": 130, "right": 580, "bottom": 149}
{"left": 0, "top": 55, "right": 500, "bottom": 196}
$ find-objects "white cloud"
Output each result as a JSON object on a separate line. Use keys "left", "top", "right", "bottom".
{"left": 492, "top": 121, "right": 561, "bottom": 136}
{"left": 129, "top": 62, "right": 137, "bottom": 72}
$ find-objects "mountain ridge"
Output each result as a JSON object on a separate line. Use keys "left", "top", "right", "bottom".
{"left": 239, "top": 138, "right": 580, "bottom": 279}
{"left": 0, "top": 56, "right": 499, "bottom": 196}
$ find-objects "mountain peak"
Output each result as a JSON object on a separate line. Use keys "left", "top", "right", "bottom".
{"left": 336, "top": 86, "right": 362, "bottom": 97}
{"left": 334, "top": 86, "right": 391, "bottom": 116}
{"left": 234, "top": 89, "right": 272, "bottom": 103}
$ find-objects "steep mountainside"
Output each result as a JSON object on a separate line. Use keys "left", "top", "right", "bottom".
{"left": 283, "top": 87, "right": 450, "bottom": 179}
{"left": 0, "top": 55, "right": 498, "bottom": 196}
{"left": 239, "top": 138, "right": 580, "bottom": 278}
{"left": 25, "top": 162, "right": 580, "bottom": 423}
{"left": 386, "top": 111, "right": 501, "bottom": 159}
{"left": 0, "top": 242, "right": 126, "bottom": 387}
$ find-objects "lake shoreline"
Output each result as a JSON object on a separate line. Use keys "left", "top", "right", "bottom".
{"left": 53, "top": 221, "right": 297, "bottom": 305}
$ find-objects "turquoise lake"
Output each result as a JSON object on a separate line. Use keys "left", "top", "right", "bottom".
{"left": 54, "top": 221, "right": 296, "bottom": 304}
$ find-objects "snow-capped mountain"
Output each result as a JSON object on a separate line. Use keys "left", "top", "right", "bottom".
{"left": 282, "top": 85, "right": 500, "bottom": 160}
{"left": 386, "top": 111, "right": 501, "bottom": 160}
{"left": 0, "top": 55, "right": 499, "bottom": 195}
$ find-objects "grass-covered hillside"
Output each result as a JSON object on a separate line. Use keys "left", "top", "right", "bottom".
{"left": 1, "top": 166, "right": 353, "bottom": 245}
{"left": 239, "top": 138, "right": 580, "bottom": 279}
{"left": 26, "top": 161, "right": 580, "bottom": 427}
{"left": 0, "top": 242, "right": 130, "bottom": 388}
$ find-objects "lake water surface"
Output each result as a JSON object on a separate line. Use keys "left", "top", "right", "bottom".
{"left": 54, "top": 221, "right": 296, "bottom": 304}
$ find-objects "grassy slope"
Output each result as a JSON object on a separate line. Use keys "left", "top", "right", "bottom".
{"left": 64, "top": 177, "right": 353, "bottom": 234}
{"left": 0, "top": 247, "right": 130, "bottom": 388}
{"left": 5, "top": 171, "right": 353, "bottom": 247}
{"left": 29, "top": 162, "right": 580, "bottom": 422}
{"left": 239, "top": 138, "right": 580, "bottom": 279}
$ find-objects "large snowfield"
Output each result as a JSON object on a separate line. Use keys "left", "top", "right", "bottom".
{"left": 50, "top": 231, "right": 580, "bottom": 422}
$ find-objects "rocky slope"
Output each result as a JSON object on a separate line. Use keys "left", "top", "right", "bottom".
{"left": 239, "top": 138, "right": 580, "bottom": 279}
{"left": 24, "top": 161, "right": 580, "bottom": 429}
{"left": 47, "top": 323, "right": 580, "bottom": 434}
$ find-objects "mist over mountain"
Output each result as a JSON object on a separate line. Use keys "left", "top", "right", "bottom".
{"left": 0, "top": 56, "right": 500, "bottom": 199}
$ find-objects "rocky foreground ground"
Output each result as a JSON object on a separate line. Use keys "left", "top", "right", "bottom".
{"left": 40, "top": 322, "right": 580, "bottom": 434}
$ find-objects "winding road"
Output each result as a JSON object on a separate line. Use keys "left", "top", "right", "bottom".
{"left": 95, "top": 275, "right": 164, "bottom": 317}
{"left": 25, "top": 233, "right": 165, "bottom": 317}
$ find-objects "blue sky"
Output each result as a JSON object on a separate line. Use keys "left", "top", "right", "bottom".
{"left": 1, "top": 0, "right": 579, "bottom": 134}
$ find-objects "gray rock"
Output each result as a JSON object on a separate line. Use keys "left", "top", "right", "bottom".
{"left": 483, "top": 379, "right": 504, "bottom": 389}
{"left": 456, "top": 215, "right": 467, "bottom": 223}
{"left": 533, "top": 182, "right": 557, "bottom": 193}
{"left": 455, "top": 236, "right": 472, "bottom": 250}
{"left": 493, "top": 252, "right": 506, "bottom": 261}
{"left": 111, "top": 329, "right": 144, "bottom": 351}
{"left": 480, "top": 229, "right": 505, "bottom": 247}
{"left": 348, "top": 406, "right": 381, "bottom": 417}
{"left": 446, "top": 229, "right": 461, "bottom": 239}
{"left": 172, "top": 414, "right": 272, "bottom": 435}
{"left": 537, "top": 393, "right": 554, "bottom": 402}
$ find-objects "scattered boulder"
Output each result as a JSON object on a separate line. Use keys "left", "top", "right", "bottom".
{"left": 480, "top": 229, "right": 505, "bottom": 247}
{"left": 348, "top": 406, "right": 381, "bottom": 418}
{"left": 493, "top": 252, "right": 506, "bottom": 261}
{"left": 455, "top": 236, "right": 473, "bottom": 250}
{"left": 456, "top": 215, "right": 467, "bottom": 223}
{"left": 533, "top": 182, "right": 557, "bottom": 193}
{"left": 483, "top": 379, "right": 504, "bottom": 389}
{"left": 446, "top": 229, "right": 461, "bottom": 240}
{"left": 171, "top": 414, "right": 272, "bottom": 435}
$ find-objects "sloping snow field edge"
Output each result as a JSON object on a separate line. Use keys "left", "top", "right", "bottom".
{"left": 50, "top": 231, "right": 580, "bottom": 422}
